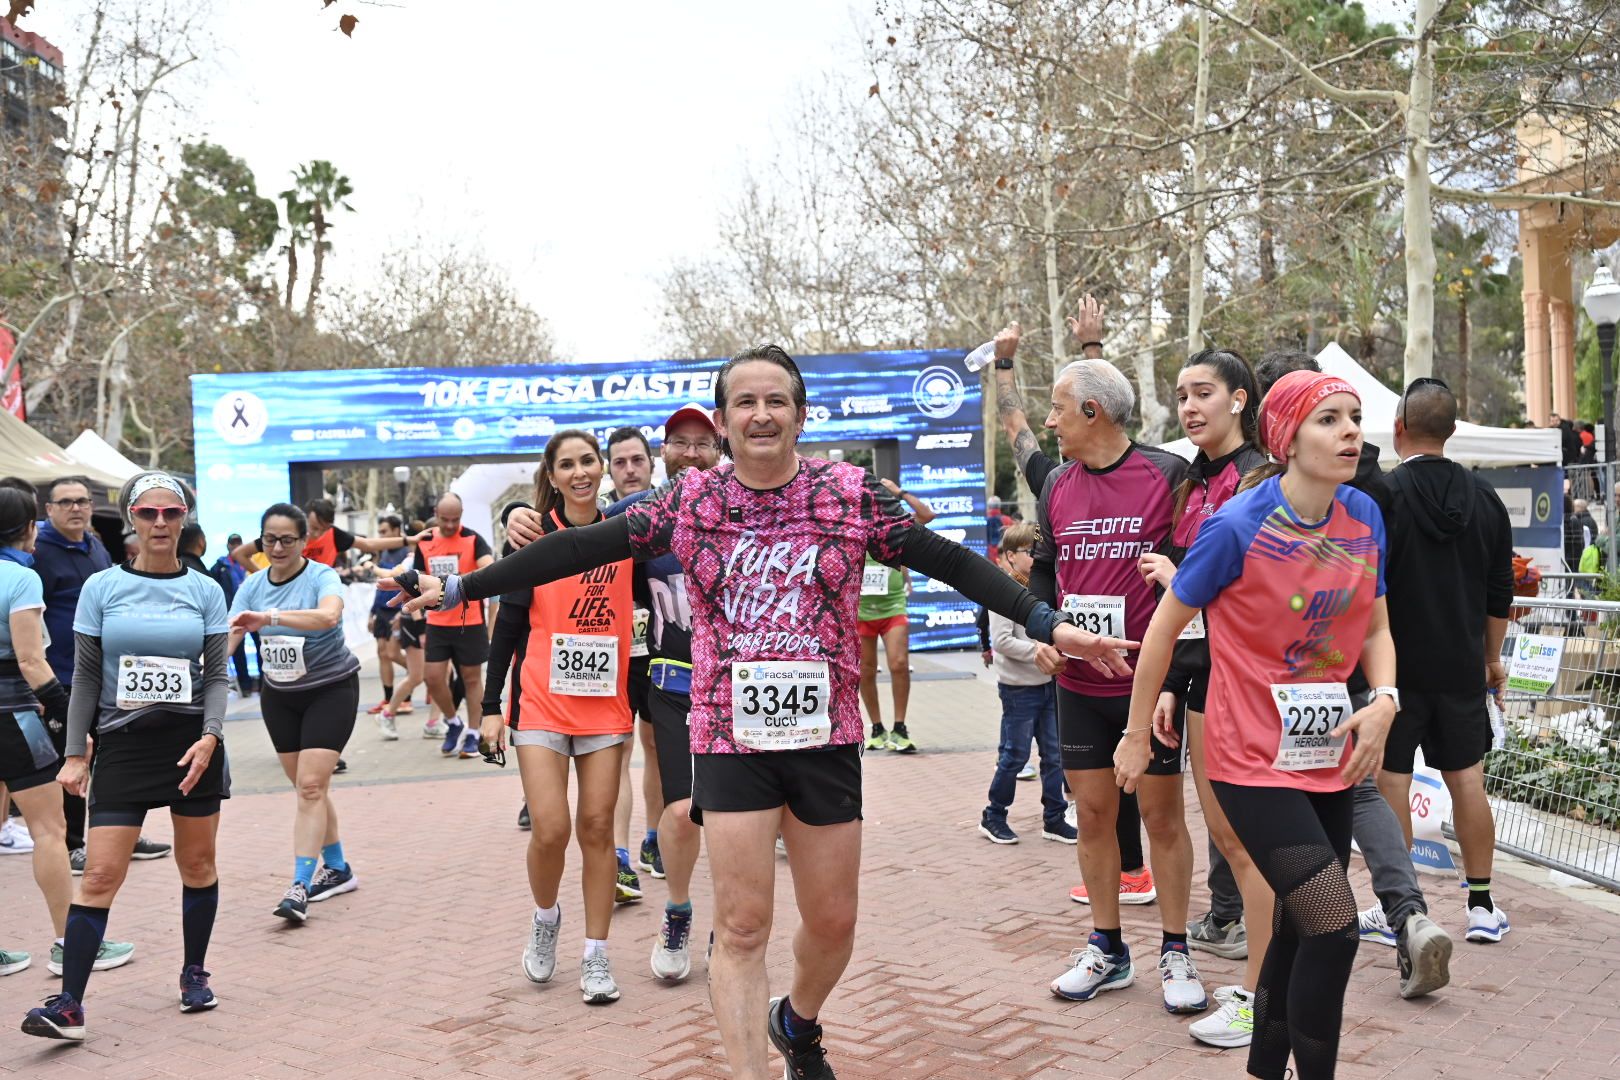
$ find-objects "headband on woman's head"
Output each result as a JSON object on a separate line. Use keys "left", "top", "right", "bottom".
{"left": 1259, "top": 371, "right": 1359, "bottom": 462}
{"left": 127, "top": 473, "right": 188, "bottom": 509}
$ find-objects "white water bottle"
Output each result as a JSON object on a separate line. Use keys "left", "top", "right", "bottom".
{"left": 963, "top": 340, "right": 997, "bottom": 373}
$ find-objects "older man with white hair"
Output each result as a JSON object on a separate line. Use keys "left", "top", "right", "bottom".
{"left": 1030, "top": 358, "right": 1207, "bottom": 1014}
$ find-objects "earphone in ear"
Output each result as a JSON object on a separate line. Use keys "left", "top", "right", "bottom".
{"left": 1230, "top": 400, "right": 1243, "bottom": 415}
{"left": 1082, "top": 403, "right": 1096, "bottom": 419}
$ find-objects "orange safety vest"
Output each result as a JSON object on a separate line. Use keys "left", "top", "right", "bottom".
{"left": 419, "top": 527, "right": 485, "bottom": 627}
{"left": 512, "top": 509, "right": 632, "bottom": 735}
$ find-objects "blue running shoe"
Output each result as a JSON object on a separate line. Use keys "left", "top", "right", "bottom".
{"left": 179, "top": 965, "right": 218, "bottom": 1012}
{"left": 637, "top": 836, "right": 664, "bottom": 878}
{"left": 458, "top": 729, "right": 480, "bottom": 759}
{"left": 22, "top": 992, "right": 85, "bottom": 1041}
{"left": 1051, "top": 934, "right": 1134, "bottom": 1001}
{"left": 440, "top": 721, "right": 464, "bottom": 758}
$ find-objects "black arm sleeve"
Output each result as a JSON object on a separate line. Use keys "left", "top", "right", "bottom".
{"left": 482, "top": 599, "right": 530, "bottom": 715}
{"left": 1029, "top": 469, "right": 1060, "bottom": 610}
{"left": 897, "top": 525, "right": 1059, "bottom": 643}
{"left": 1021, "top": 449, "right": 1056, "bottom": 499}
{"left": 976, "top": 607, "right": 990, "bottom": 651}
{"left": 459, "top": 515, "right": 633, "bottom": 604}
{"left": 66, "top": 633, "right": 103, "bottom": 757}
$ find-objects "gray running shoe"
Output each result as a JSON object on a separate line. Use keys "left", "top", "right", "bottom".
{"left": 1397, "top": 912, "right": 1453, "bottom": 999}
{"left": 523, "top": 911, "right": 561, "bottom": 983}
{"left": 650, "top": 907, "right": 693, "bottom": 983}
{"left": 1186, "top": 911, "right": 1247, "bottom": 960}
{"left": 580, "top": 952, "right": 620, "bottom": 1004}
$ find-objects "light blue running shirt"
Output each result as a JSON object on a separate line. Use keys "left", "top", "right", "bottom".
{"left": 74, "top": 565, "right": 229, "bottom": 731}
{"left": 0, "top": 554, "right": 46, "bottom": 710}
{"left": 230, "top": 559, "right": 358, "bottom": 691}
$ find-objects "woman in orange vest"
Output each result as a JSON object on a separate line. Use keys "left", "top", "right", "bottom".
{"left": 482, "top": 430, "right": 633, "bottom": 1006}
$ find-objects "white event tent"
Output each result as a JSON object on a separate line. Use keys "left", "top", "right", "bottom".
{"left": 65, "top": 429, "right": 144, "bottom": 480}
{"left": 1162, "top": 343, "right": 1561, "bottom": 467}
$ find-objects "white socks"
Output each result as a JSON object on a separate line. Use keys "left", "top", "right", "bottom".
{"left": 583, "top": 938, "right": 607, "bottom": 960}
{"left": 534, "top": 904, "right": 560, "bottom": 925}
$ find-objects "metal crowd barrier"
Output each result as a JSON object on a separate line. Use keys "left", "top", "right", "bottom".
{"left": 1481, "top": 595, "right": 1620, "bottom": 890}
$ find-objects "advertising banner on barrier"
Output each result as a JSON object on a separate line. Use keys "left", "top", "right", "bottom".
{"left": 1475, "top": 465, "right": 1563, "bottom": 572}
{"left": 191, "top": 353, "right": 985, "bottom": 649}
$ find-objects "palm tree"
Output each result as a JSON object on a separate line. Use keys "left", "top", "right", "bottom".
{"left": 279, "top": 190, "right": 312, "bottom": 313}
{"left": 287, "top": 161, "right": 355, "bottom": 319}
{"left": 1434, "top": 219, "right": 1510, "bottom": 418}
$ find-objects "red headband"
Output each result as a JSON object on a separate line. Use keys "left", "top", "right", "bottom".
{"left": 1260, "top": 370, "right": 1359, "bottom": 461}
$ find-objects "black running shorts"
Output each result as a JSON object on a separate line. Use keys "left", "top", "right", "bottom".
{"left": 261, "top": 672, "right": 361, "bottom": 754}
{"left": 1381, "top": 690, "right": 1492, "bottom": 774}
{"left": 691, "top": 744, "right": 861, "bottom": 827}
{"left": 425, "top": 624, "right": 490, "bottom": 667}
{"left": 1057, "top": 684, "right": 1184, "bottom": 774}
{"left": 647, "top": 683, "right": 693, "bottom": 805}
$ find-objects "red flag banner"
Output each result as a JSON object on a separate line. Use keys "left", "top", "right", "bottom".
{"left": 0, "top": 325, "right": 22, "bottom": 421}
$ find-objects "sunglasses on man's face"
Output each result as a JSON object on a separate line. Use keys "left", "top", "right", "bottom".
{"left": 131, "top": 506, "right": 187, "bottom": 523}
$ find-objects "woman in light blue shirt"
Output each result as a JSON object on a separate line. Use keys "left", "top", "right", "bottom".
{"left": 22, "top": 471, "right": 229, "bottom": 1042}
{"left": 228, "top": 503, "right": 361, "bottom": 925}
{"left": 0, "top": 485, "right": 135, "bottom": 982}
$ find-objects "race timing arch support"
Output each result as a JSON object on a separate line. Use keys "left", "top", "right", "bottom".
{"left": 190, "top": 353, "right": 986, "bottom": 650}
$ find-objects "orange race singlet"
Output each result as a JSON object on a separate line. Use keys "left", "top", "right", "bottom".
{"left": 513, "top": 509, "right": 633, "bottom": 736}
{"left": 419, "top": 527, "right": 485, "bottom": 627}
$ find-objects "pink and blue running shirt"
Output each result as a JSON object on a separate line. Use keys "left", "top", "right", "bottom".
{"left": 1033, "top": 444, "right": 1186, "bottom": 697}
{"left": 623, "top": 457, "right": 912, "bottom": 754}
{"left": 1171, "top": 473, "right": 1386, "bottom": 792}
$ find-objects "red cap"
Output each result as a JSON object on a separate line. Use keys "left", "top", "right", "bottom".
{"left": 664, "top": 402, "right": 717, "bottom": 436}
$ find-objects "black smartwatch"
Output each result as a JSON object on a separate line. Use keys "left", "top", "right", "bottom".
{"left": 994, "top": 357, "right": 1015, "bottom": 370}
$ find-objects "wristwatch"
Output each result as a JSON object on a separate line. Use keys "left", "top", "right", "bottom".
{"left": 1371, "top": 686, "right": 1401, "bottom": 711}
{"left": 994, "top": 357, "right": 1015, "bottom": 370}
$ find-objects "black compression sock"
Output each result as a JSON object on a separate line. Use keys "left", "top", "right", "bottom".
{"left": 1162, "top": 931, "right": 1188, "bottom": 953}
{"left": 61, "top": 904, "right": 109, "bottom": 1001}
{"left": 182, "top": 881, "right": 219, "bottom": 968}
{"left": 892, "top": 722, "right": 908, "bottom": 736}
{"left": 869, "top": 724, "right": 885, "bottom": 738}
{"left": 1466, "top": 877, "right": 1494, "bottom": 911}
{"left": 382, "top": 684, "right": 394, "bottom": 703}
{"left": 1093, "top": 926, "right": 1125, "bottom": 955}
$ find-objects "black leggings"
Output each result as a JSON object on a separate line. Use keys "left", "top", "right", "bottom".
{"left": 1211, "top": 782, "right": 1358, "bottom": 1080}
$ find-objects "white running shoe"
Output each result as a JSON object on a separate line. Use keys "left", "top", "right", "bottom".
{"left": 1189, "top": 986, "right": 1254, "bottom": 1048}
{"left": 0, "top": 817, "right": 33, "bottom": 855}
{"left": 1358, "top": 904, "right": 1397, "bottom": 947}
{"left": 377, "top": 713, "right": 399, "bottom": 741}
{"left": 422, "top": 720, "right": 447, "bottom": 740}
{"left": 1064, "top": 801, "right": 1077, "bottom": 829}
{"left": 650, "top": 908, "right": 693, "bottom": 983}
{"left": 523, "top": 910, "right": 562, "bottom": 983}
{"left": 1050, "top": 941, "right": 1133, "bottom": 1001}
{"left": 1015, "top": 762, "right": 1037, "bottom": 781}
{"left": 580, "top": 952, "right": 620, "bottom": 1004}
{"left": 1465, "top": 902, "right": 1510, "bottom": 943}
{"left": 1158, "top": 948, "right": 1209, "bottom": 1014}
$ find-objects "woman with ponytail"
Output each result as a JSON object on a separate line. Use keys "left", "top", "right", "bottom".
{"left": 481, "top": 430, "right": 636, "bottom": 1006}
{"left": 22, "top": 472, "right": 229, "bottom": 1041}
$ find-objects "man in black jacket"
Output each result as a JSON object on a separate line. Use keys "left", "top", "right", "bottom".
{"left": 1379, "top": 377, "right": 1515, "bottom": 948}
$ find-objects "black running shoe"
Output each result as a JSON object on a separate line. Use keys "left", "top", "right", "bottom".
{"left": 518, "top": 804, "right": 531, "bottom": 831}
{"left": 767, "top": 996, "right": 836, "bottom": 1079}
{"left": 274, "top": 882, "right": 309, "bottom": 923}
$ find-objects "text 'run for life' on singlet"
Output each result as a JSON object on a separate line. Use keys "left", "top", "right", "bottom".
{"left": 623, "top": 458, "right": 913, "bottom": 754}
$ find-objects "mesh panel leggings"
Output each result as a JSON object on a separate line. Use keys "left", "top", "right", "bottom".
{"left": 1211, "top": 782, "right": 1358, "bottom": 1080}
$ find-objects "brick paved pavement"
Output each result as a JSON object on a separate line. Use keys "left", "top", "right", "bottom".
{"left": 3, "top": 657, "right": 1619, "bottom": 1078}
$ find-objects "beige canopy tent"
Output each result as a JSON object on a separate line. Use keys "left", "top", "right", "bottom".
{"left": 0, "top": 411, "right": 129, "bottom": 503}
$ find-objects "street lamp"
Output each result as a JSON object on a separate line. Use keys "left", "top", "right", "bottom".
{"left": 1582, "top": 263, "right": 1620, "bottom": 466}
{"left": 393, "top": 466, "right": 411, "bottom": 520}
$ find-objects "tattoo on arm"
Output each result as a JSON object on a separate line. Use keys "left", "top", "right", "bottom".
{"left": 1013, "top": 429, "right": 1040, "bottom": 470}
{"left": 995, "top": 372, "right": 1023, "bottom": 420}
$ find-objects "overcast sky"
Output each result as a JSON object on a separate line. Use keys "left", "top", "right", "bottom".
{"left": 27, "top": 1, "right": 869, "bottom": 363}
